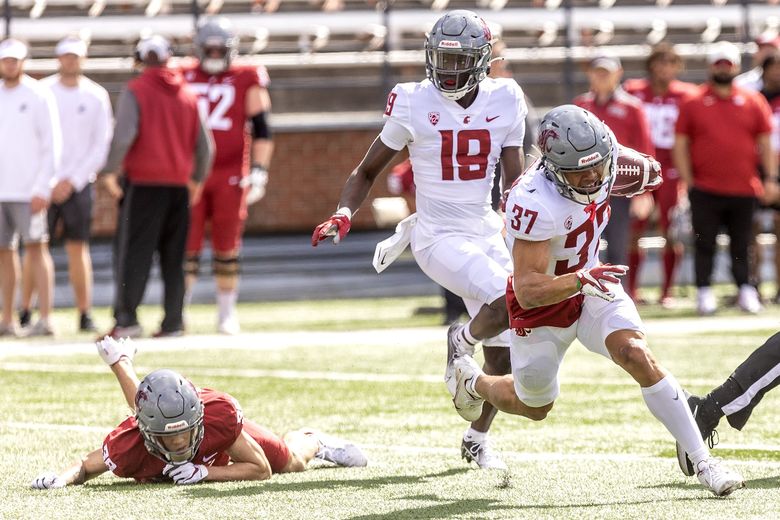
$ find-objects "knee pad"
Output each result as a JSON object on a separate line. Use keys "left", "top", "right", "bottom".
{"left": 513, "top": 355, "right": 559, "bottom": 407}
{"left": 184, "top": 255, "right": 200, "bottom": 276}
{"left": 213, "top": 256, "right": 240, "bottom": 277}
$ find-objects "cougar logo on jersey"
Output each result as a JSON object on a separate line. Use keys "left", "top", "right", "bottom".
{"left": 463, "top": 115, "right": 471, "bottom": 124}
{"left": 428, "top": 112, "right": 440, "bottom": 126}
{"left": 538, "top": 128, "right": 559, "bottom": 153}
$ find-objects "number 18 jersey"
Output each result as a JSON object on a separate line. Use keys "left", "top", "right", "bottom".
{"left": 380, "top": 78, "right": 527, "bottom": 250}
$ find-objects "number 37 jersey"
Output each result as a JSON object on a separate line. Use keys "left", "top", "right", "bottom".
{"left": 381, "top": 78, "right": 527, "bottom": 248}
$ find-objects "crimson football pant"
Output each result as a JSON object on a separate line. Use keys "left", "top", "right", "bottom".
{"left": 689, "top": 188, "right": 756, "bottom": 288}
{"left": 709, "top": 331, "right": 780, "bottom": 431}
{"left": 113, "top": 184, "right": 189, "bottom": 332}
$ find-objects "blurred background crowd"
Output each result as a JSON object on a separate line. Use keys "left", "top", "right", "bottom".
{"left": 1, "top": 0, "right": 779, "bottom": 337}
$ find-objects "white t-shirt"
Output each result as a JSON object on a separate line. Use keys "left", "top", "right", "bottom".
{"left": 380, "top": 78, "right": 527, "bottom": 250}
{"left": 735, "top": 67, "right": 763, "bottom": 92}
{"left": 0, "top": 75, "right": 61, "bottom": 201}
{"left": 40, "top": 74, "right": 113, "bottom": 192}
{"left": 505, "top": 161, "right": 612, "bottom": 279}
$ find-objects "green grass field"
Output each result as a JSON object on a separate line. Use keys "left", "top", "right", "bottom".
{"left": 2, "top": 296, "right": 780, "bottom": 519}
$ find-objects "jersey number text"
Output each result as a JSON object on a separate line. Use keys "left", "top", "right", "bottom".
{"left": 439, "top": 129, "right": 491, "bottom": 181}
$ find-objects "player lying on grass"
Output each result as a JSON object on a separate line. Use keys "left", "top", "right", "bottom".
{"left": 446, "top": 105, "right": 745, "bottom": 497}
{"left": 31, "top": 337, "right": 367, "bottom": 489}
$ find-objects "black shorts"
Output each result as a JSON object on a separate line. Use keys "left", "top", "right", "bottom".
{"left": 48, "top": 184, "right": 93, "bottom": 241}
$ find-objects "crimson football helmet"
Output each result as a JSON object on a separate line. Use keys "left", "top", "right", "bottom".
{"left": 537, "top": 104, "right": 616, "bottom": 205}
{"left": 194, "top": 16, "right": 239, "bottom": 75}
{"left": 135, "top": 369, "right": 205, "bottom": 464}
{"left": 424, "top": 10, "right": 493, "bottom": 101}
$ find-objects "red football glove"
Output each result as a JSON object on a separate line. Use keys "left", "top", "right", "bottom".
{"left": 311, "top": 213, "right": 351, "bottom": 247}
{"left": 576, "top": 264, "right": 628, "bottom": 302}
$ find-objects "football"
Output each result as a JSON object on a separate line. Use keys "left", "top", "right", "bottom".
{"left": 611, "top": 145, "right": 662, "bottom": 197}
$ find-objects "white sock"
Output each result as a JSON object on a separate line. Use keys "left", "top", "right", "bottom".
{"left": 464, "top": 427, "right": 487, "bottom": 443}
{"left": 217, "top": 290, "right": 237, "bottom": 321}
{"left": 455, "top": 320, "right": 478, "bottom": 350}
{"left": 641, "top": 374, "right": 709, "bottom": 465}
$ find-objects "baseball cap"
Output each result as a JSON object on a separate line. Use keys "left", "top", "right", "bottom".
{"left": 56, "top": 36, "right": 87, "bottom": 57}
{"left": 136, "top": 35, "right": 171, "bottom": 61}
{"left": 755, "top": 32, "right": 780, "bottom": 49}
{"left": 0, "top": 38, "right": 28, "bottom": 60}
{"left": 707, "top": 41, "right": 741, "bottom": 66}
{"left": 590, "top": 55, "right": 622, "bottom": 72}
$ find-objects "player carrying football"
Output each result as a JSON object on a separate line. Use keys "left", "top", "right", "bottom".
{"left": 446, "top": 105, "right": 745, "bottom": 497}
{"left": 31, "top": 337, "right": 366, "bottom": 488}
{"left": 312, "top": 10, "right": 527, "bottom": 469}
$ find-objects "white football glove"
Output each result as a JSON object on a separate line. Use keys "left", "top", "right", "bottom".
{"left": 31, "top": 472, "right": 65, "bottom": 490}
{"left": 163, "top": 463, "right": 208, "bottom": 485}
{"left": 96, "top": 336, "right": 136, "bottom": 366}
{"left": 240, "top": 165, "right": 268, "bottom": 206}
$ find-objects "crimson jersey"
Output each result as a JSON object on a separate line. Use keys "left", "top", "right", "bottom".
{"left": 182, "top": 65, "right": 268, "bottom": 179}
{"left": 623, "top": 79, "right": 698, "bottom": 170}
{"left": 101, "top": 388, "right": 289, "bottom": 482}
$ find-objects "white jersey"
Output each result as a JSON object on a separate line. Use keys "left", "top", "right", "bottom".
{"left": 380, "top": 78, "right": 527, "bottom": 250}
{"left": 0, "top": 75, "right": 61, "bottom": 201}
{"left": 40, "top": 74, "right": 113, "bottom": 192}
{"left": 505, "top": 161, "right": 611, "bottom": 278}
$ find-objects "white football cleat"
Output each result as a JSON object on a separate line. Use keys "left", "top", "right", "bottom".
{"left": 217, "top": 315, "right": 241, "bottom": 335}
{"left": 96, "top": 336, "right": 136, "bottom": 366}
{"left": 462, "top": 437, "right": 507, "bottom": 470}
{"left": 447, "top": 322, "right": 475, "bottom": 358}
{"left": 696, "top": 458, "right": 745, "bottom": 497}
{"left": 314, "top": 432, "right": 368, "bottom": 467}
{"left": 452, "top": 355, "right": 485, "bottom": 422}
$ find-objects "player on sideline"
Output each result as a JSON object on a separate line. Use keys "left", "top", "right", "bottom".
{"left": 446, "top": 105, "right": 745, "bottom": 496}
{"left": 182, "top": 17, "right": 274, "bottom": 335}
{"left": 676, "top": 331, "right": 780, "bottom": 476}
{"left": 31, "top": 337, "right": 366, "bottom": 489}
{"left": 312, "top": 10, "right": 527, "bottom": 469}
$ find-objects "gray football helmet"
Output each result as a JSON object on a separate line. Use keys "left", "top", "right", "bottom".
{"left": 424, "top": 10, "right": 493, "bottom": 101}
{"left": 135, "top": 369, "right": 204, "bottom": 464}
{"left": 194, "top": 16, "right": 239, "bottom": 75}
{"left": 537, "top": 104, "right": 615, "bottom": 205}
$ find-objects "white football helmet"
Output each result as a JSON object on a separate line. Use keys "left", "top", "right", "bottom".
{"left": 424, "top": 10, "right": 493, "bottom": 101}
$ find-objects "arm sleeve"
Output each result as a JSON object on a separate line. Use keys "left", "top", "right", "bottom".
{"left": 100, "top": 89, "right": 138, "bottom": 175}
{"left": 754, "top": 94, "right": 774, "bottom": 135}
{"left": 192, "top": 110, "right": 215, "bottom": 183}
{"left": 32, "top": 89, "right": 62, "bottom": 198}
{"left": 69, "top": 88, "right": 115, "bottom": 191}
{"left": 379, "top": 118, "right": 413, "bottom": 151}
{"left": 504, "top": 186, "right": 557, "bottom": 242}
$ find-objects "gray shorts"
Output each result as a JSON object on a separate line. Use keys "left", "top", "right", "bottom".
{"left": 0, "top": 202, "right": 49, "bottom": 249}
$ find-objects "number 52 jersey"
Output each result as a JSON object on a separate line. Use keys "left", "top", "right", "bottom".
{"left": 380, "top": 78, "right": 527, "bottom": 250}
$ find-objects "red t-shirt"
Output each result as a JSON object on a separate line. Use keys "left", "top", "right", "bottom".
{"left": 573, "top": 88, "right": 654, "bottom": 156}
{"left": 676, "top": 84, "right": 773, "bottom": 197}
{"left": 101, "top": 388, "right": 289, "bottom": 482}
{"left": 623, "top": 79, "right": 698, "bottom": 171}
{"left": 182, "top": 65, "right": 267, "bottom": 180}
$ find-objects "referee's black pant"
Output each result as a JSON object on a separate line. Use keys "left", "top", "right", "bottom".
{"left": 113, "top": 183, "right": 189, "bottom": 333}
{"left": 711, "top": 331, "right": 780, "bottom": 430}
{"left": 689, "top": 188, "right": 756, "bottom": 288}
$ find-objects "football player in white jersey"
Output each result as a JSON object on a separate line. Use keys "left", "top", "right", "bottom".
{"left": 445, "top": 105, "right": 746, "bottom": 496}
{"left": 312, "top": 10, "right": 527, "bottom": 469}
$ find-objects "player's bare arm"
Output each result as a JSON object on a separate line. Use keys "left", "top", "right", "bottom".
{"left": 671, "top": 133, "right": 692, "bottom": 187}
{"left": 499, "top": 145, "right": 524, "bottom": 198}
{"left": 205, "top": 429, "right": 272, "bottom": 482}
{"left": 97, "top": 337, "right": 140, "bottom": 411}
{"left": 757, "top": 132, "right": 780, "bottom": 204}
{"left": 246, "top": 84, "right": 274, "bottom": 169}
{"left": 31, "top": 448, "right": 109, "bottom": 489}
{"left": 511, "top": 238, "right": 579, "bottom": 309}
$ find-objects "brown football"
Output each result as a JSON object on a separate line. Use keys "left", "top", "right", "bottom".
{"left": 611, "top": 145, "right": 662, "bottom": 197}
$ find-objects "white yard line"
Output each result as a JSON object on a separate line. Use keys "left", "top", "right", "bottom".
{"left": 3, "top": 421, "right": 779, "bottom": 467}
{"left": 0, "top": 315, "right": 777, "bottom": 361}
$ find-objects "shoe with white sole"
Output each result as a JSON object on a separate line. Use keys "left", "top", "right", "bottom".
{"left": 696, "top": 458, "right": 745, "bottom": 497}
{"left": 461, "top": 437, "right": 507, "bottom": 470}
{"left": 218, "top": 315, "right": 241, "bottom": 335}
{"left": 314, "top": 432, "right": 368, "bottom": 467}
{"left": 452, "top": 355, "right": 484, "bottom": 422}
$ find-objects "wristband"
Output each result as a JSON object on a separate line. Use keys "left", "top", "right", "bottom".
{"left": 335, "top": 207, "right": 353, "bottom": 220}
{"left": 575, "top": 275, "right": 582, "bottom": 291}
